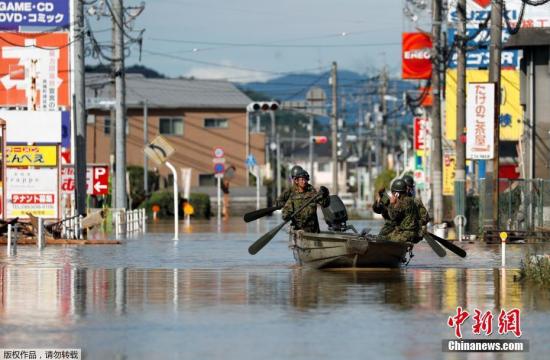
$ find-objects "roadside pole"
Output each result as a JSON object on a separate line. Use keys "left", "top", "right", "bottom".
{"left": 143, "top": 100, "right": 149, "bottom": 195}
{"left": 330, "top": 61, "right": 339, "bottom": 195}
{"left": 431, "top": 0, "right": 444, "bottom": 224}
{"left": 114, "top": 0, "right": 127, "bottom": 210}
{"left": 165, "top": 161, "right": 179, "bottom": 240}
{"left": 217, "top": 174, "right": 222, "bottom": 225}
{"left": 455, "top": 0, "right": 467, "bottom": 221}
{"left": 308, "top": 114, "right": 314, "bottom": 186}
{"left": 485, "top": 0, "right": 503, "bottom": 230}
{"left": 74, "top": 0, "right": 87, "bottom": 216}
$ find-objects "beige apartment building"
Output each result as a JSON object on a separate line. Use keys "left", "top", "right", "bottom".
{"left": 85, "top": 74, "right": 265, "bottom": 187}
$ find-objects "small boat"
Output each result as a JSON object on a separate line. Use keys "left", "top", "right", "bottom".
{"left": 288, "top": 195, "right": 413, "bottom": 269}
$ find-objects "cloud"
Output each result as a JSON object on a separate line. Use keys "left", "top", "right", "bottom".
{"left": 183, "top": 61, "right": 276, "bottom": 83}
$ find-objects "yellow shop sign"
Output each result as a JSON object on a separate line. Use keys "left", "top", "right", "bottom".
{"left": 5, "top": 145, "right": 58, "bottom": 166}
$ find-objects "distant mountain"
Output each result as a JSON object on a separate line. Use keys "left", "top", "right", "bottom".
{"left": 238, "top": 70, "right": 417, "bottom": 126}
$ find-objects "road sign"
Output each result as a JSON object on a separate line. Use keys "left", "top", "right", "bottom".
{"left": 61, "top": 164, "right": 109, "bottom": 196}
{"left": 214, "top": 163, "right": 225, "bottom": 174}
{"left": 212, "top": 158, "right": 226, "bottom": 164}
{"left": 144, "top": 136, "right": 175, "bottom": 165}
{"left": 213, "top": 147, "right": 225, "bottom": 158}
{"left": 245, "top": 154, "right": 257, "bottom": 168}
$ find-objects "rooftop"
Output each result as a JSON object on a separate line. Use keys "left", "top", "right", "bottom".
{"left": 86, "top": 73, "right": 252, "bottom": 110}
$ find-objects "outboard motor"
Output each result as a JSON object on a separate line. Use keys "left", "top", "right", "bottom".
{"left": 322, "top": 195, "right": 356, "bottom": 232}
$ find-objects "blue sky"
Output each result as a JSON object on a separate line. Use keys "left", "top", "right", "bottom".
{"left": 91, "top": 0, "right": 421, "bottom": 82}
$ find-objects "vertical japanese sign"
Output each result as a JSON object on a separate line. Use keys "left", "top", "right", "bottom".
{"left": 413, "top": 117, "right": 428, "bottom": 154}
{"left": 6, "top": 167, "right": 58, "bottom": 218}
{"left": 466, "top": 82, "right": 495, "bottom": 159}
{"left": 0, "top": 32, "right": 70, "bottom": 110}
{"left": 443, "top": 152, "right": 456, "bottom": 196}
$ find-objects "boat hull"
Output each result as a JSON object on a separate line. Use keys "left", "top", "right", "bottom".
{"left": 289, "top": 230, "right": 411, "bottom": 269}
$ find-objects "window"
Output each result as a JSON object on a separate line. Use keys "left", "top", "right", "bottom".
{"left": 104, "top": 117, "right": 111, "bottom": 135}
{"left": 199, "top": 174, "right": 216, "bottom": 186}
{"left": 204, "top": 118, "right": 228, "bottom": 128}
{"left": 159, "top": 117, "right": 183, "bottom": 135}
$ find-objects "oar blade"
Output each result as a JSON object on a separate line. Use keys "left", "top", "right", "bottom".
{"left": 424, "top": 235, "right": 447, "bottom": 257}
{"left": 243, "top": 206, "right": 280, "bottom": 223}
{"left": 248, "top": 222, "right": 286, "bottom": 255}
{"left": 428, "top": 232, "right": 467, "bottom": 258}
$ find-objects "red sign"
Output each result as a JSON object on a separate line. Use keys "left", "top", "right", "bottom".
{"left": 0, "top": 33, "right": 70, "bottom": 109}
{"left": 61, "top": 165, "right": 109, "bottom": 196}
{"left": 402, "top": 32, "right": 432, "bottom": 79}
{"left": 11, "top": 194, "right": 55, "bottom": 204}
{"left": 413, "top": 117, "right": 428, "bottom": 151}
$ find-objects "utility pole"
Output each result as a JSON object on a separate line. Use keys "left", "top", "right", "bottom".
{"left": 431, "top": 0, "right": 444, "bottom": 224}
{"left": 73, "top": 0, "right": 87, "bottom": 216}
{"left": 114, "top": 0, "right": 127, "bottom": 209}
{"left": 485, "top": 0, "right": 502, "bottom": 229}
{"left": 455, "top": 0, "right": 467, "bottom": 219}
{"left": 331, "top": 61, "right": 339, "bottom": 195}
{"left": 379, "top": 67, "right": 388, "bottom": 169}
{"left": 308, "top": 114, "right": 314, "bottom": 186}
{"left": 143, "top": 100, "right": 148, "bottom": 195}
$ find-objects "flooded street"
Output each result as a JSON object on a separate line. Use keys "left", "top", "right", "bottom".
{"left": 1, "top": 217, "right": 549, "bottom": 359}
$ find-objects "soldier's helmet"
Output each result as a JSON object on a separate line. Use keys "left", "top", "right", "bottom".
{"left": 402, "top": 175, "right": 415, "bottom": 189}
{"left": 290, "top": 165, "right": 309, "bottom": 180}
{"left": 390, "top": 179, "right": 407, "bottom": 193}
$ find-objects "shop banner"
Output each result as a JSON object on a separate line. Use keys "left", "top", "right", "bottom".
{"left": 466, "top": 82, "right": 495, "bottom": 159}
{"left": 447, "top": 29, "right": 519, "bottom": 69}
{"left": 445, "top": 69, "right": 522, "bottom": 141}
{"left": 0, "top": 32, "right": 70, "bottom": 109}
{"left": 6, "top": 167, "right": 58, "bottom": 218}
{"left": 0, "top": 1, "right": 69, "bottom": 29}
{"left": 5, "top": 144, "right": 57, "bottom": 166}
{"left": 448, "top": 0, "right": 550, "bottom": 28}
{"left": 443, "top": 152, "right": 456, "bottom": 196}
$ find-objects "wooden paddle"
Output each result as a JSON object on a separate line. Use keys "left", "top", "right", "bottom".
{"left": 243, "top": 206, "right": 282, "bottom": 223}
{"left": 248, "top": 194, "right": 321, "bottom": 255}
{"left": 424, "top": 233, "right": 447, "bottom": 257}
{"left": 427, "top": 232, "right": 467, "bottom": 258}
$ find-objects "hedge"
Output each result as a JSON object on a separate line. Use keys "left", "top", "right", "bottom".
{"left": 140, "top": 191, "right": 211, "bottom": 219}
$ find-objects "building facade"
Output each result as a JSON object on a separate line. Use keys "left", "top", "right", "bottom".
{"left": 86, "top": 74, "right": 265, "bottom": 188}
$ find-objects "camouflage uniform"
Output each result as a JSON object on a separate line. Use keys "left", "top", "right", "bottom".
{"left": 282, "top": 184, "right": 330, "bottom": 233}
{"left": 372, "top": 192, "right": 396, "bottom": 237}
{"left": 275, "top": 187, "right": 294, "bottom": 208}
{"left": 386, "top": 196, "right": 419, "bottom": 243}
{"left": 414, "top": 197, "right": 430, "bottom": 242}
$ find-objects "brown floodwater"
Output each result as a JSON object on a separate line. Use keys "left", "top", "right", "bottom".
{"left": 0, "top": 217, "right": 549, "bottom": 359}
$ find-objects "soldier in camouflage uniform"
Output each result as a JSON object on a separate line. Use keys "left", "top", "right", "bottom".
{"left": 275, "top": 165, "right": 304, "bottom": 207}
{"left": 372, "top": 187, "right": 396, "bottom": 237}
{"left": 385, "top": 179, "right": 419, "bottom": 243}
{"left": 402, "top": 175, "right": 430, "bottom": 243}
{"left": 282, "top": 168, "right": 330, "bottom": 233}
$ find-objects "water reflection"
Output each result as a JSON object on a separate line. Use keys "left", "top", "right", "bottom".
{"left": 2, "top": 266, "right": 548, "bottom": 320}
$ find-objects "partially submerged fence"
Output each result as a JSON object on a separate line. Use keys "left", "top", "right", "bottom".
{"left": 477, "top": 178, "right": 550, "bottom": 233}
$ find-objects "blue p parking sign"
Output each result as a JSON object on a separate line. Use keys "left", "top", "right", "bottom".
{"left": 214, "top": 163, "right": 225, "bottom": 174}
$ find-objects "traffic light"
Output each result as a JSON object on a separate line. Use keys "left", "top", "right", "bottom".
{"left": 311, "top": 136, "right": 328, "bottom": 144}
{"left": 246, "top": 101, "right": 280, "bottom": 112}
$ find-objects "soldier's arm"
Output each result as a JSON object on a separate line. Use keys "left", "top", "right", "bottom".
{"left": 282, "top": 200, "right": 294, "bottom": 221}
{"left": 415, "top": 199, "right": 431, "bottom": 225}
{"left": 372, "top": 192, "right": 389, "bottom": 214}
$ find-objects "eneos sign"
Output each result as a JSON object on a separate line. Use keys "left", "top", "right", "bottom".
{"left": 402, "top": 32, "right": 432, "bottom": 80}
